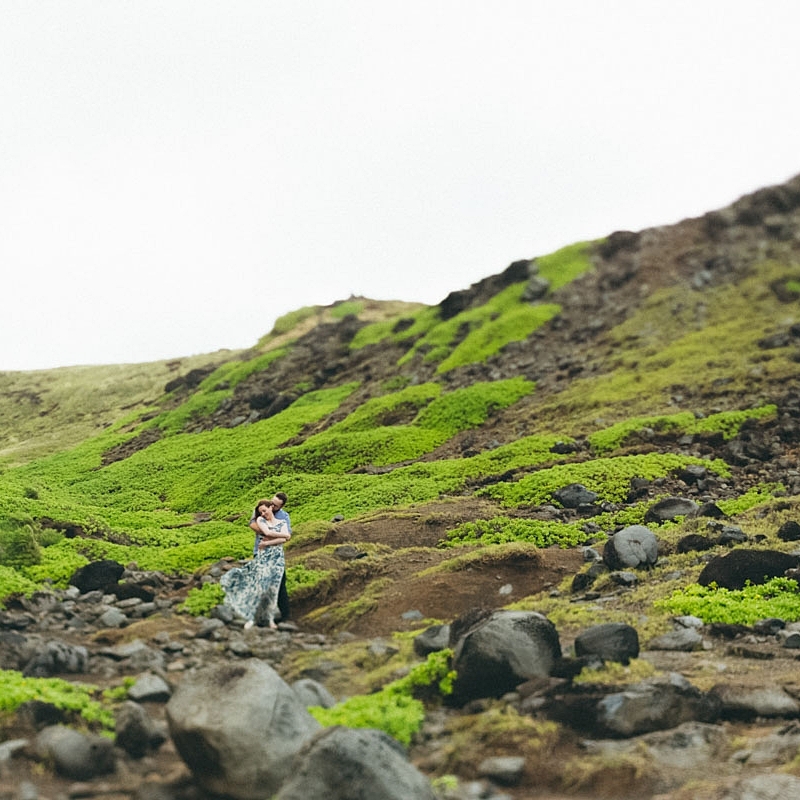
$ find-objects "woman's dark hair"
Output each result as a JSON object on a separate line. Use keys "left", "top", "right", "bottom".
{"left": 254, "top": 499, "right": 273, "bottom": 517}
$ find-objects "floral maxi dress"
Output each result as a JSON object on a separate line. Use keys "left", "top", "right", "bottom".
{"left": 220, "top": 520, "right": 286, "bottom": 625}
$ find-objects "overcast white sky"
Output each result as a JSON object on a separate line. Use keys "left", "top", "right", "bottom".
{"left": 2, "top": 1, "right": 799, "bottom": 372}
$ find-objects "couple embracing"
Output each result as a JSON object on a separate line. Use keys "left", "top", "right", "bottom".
{"left": 220, "top": 492, "right": 292, "bottom": 630}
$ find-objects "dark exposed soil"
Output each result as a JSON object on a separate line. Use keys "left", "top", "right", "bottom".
{"left": 288, "top": 499, "right": 585, "bottom": 638}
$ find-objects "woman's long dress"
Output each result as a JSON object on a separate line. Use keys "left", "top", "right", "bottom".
{"left": 220, "top": 522, "right": 286, "bottom": 624}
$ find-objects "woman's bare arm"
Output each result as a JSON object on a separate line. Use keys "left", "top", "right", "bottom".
{"left": 256, "top": 517, "right": 291, "bottom": 547}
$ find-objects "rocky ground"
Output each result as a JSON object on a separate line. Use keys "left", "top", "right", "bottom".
{"left": 3, "top": 470, "right": 800, "bottom": 800}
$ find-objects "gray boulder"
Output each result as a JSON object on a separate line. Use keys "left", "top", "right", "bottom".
{"left": 128, "top": 672, "right": 172, "bottom": 703}
{"left": 115, "top": 700, "right": 168, "bottom": 758}
{"left": 413, "top": 624, "right": 451, "bottom": 657}
{"left": 553, "top": 483, "right": 598, "bottom": 508}
{"left": 597, "top": 673, "right": 719, "bottom": 737}
{"left": 603, "top": 525, "right": 659, "bottom": 570}
{"left": 574, "top": 623, "right": 639, "bottom": 664}
{"left": 291, "top": 678, "right": 337, "bottom": 709}
{"left": 648, "top": 628, "right": 704, "bottom": 652}
{"left": 644, "top": 496, "right": 699, "bottom": 524}
{"left": 275, "top": 727, "right": 436, "bottom": 800}
{"left": 165, "top": 659, "right": 321, "bottom": 800}
{"left": 708, "top": 684, "right": 800, "bottom": 719}
{"left": 35, "top": 725, "right": 115, "bottom": 779}
{"left": 449, "top": 610, "right": 561, "bottom": 705}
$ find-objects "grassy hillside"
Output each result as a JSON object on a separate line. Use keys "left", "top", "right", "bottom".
{"left": 1, "top": 205, "right": 798, "bottom": 605}
{"left": 1, "top": 167, "right": 799, "bottom": 607}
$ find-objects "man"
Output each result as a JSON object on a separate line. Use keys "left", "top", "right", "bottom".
{"left": 249, "top": 492, "right": 292, "bottom": 621}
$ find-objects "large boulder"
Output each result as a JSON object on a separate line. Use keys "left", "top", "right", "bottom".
{"left": 68, "top": 560, "right": 125, "bottom": 593}
{"left": 35, "top": 725, "right": 115, "bottom": 779}
{"left": 596, "top": 674, "right": 720, "bottom": 738}
{"left": 275, "top": 727, "right": 436, "bottom": 800}
{"left": 449, "top": 610, "right": 561, "bottom": 705}
{"left": 165, "top": 660, "right": 321, "bottom": 800}
{"left": 697, "top": 549, "right": 800, "bottom": 590}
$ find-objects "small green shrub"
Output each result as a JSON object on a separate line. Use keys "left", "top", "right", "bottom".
{"left": 179, "top": 583, "right": 225, "bottom": 616}
{"left": 535, "top": 241, "right": 594, "bottom": 289}
{"left": 0, "top": 522, "right": 41, "bottom": 568}
{"left": 286, "top": 564, "right": 333, "bottom": 594}
{"left": 309, "top": 650, "right": 455, "bottom": 745}
{"left": 0, "top": 565, "right": 41, "bottom": 608}
{"left": 717, "top": 484, "right": 783, "bottom": 516}
{"left": 480, "top": 453, "right": 729, "bottom": 507}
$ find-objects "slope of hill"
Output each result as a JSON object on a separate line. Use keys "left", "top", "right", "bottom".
{"left": 2, "top": 173, "right": 800, "bottom": 799}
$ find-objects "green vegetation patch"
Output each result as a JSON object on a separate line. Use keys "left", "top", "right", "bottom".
{"left": 435, "top": 292, "right": 560, "bottom": 373}
{"left": 350, "top": 306, "right": 442, "bottom": 351}
{"left": 534, "top": 241, "right": 595, "bottom": 290}
{"left": 717, "top": 484, "right": 785, "bottom": 517}
{"left": 264, "top": 378, "right": 533, "bottom": 475}
{"left": 588, "top": 406, "right": 777, "bottom": 455}
{"left": 0, "top": 669, "right": 115, "bottom": 731}
{"left": 309, "top": 650, "right": 455, "bottom": 745}
{"left": 657, "top": 577, "right": 800, "bottom": 624}
{"left": 0, "top": 519, "right": 41, "bottom": 569}
{"left": 415, "top": 377, "right": 533, "bottom": 438}
{"left": 269, "top": 306, "right": 319, "bottom": 337}
{"left": 0, "top": 565, "right": 40, "bottom": 608}
{"left": 153, "top": 348, "right": 288, "bottom": 434}
{"left": 443, "top": 516, "right": 589, "bottom": 549}
{"left": 480, "top": 452, "right": 730, "bottom": 507}
{"left": 179, "top": 583, "right": 225, "bottom": 616}
{"left": 331, "top": 384, "right": 442, "bottom": 434}
{"left": 534, "top": 262, "right": 800, "bottom": 430}
{"left": 398, "top": 284, "right": 558, "bottom": 371}
{"left": 330, "top": 299, "right": 365, "bottom": 318}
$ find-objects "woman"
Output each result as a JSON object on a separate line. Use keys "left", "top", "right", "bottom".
{"left": 220, "top": 500, "right": 291, "bottom": 629}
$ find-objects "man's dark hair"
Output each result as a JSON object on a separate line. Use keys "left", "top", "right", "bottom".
{"left": 275, "top": 491, "right": 288, "bottom": 507}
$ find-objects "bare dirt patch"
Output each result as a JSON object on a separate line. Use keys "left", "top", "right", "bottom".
{"left": 287, "top": 498, "right": 585, "bottom": 637}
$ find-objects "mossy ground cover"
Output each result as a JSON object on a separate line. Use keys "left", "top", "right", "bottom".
{"left": 153, "top": 348, "right": 289, "bottom": 434}
{"left": 0, "top": 369, "right": 773, "bottom": 607}
{"left": 308, "top": 650, "right": 455, "bottom": 745}
{"left": 530, "top": 260, "right": 800, "bottom": 433}
{"left": 0, "top": 353, "right": 226, "bottom": 465}
{"left": 657, "top": 577, "right": 800, "bottom": 624}
{"left": 587, "top": 406, "right": 777, "bottom": 455}
{"left": 396, "top": 284, "right": 558, "bottom": 371}
{"left": 352, "top": 242, "right": 593, "bottom": 369}
{"left": 0, "top": 670, "right": 117, "bottom": 731}
{"left": 479, "top": 452, "right": 731, "bottom": 507}
{"left": 0, "top": 376, "right": 543, "bottom": 596}
{"left": 0, "top": 254, "right": 795, "bottom": 623}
